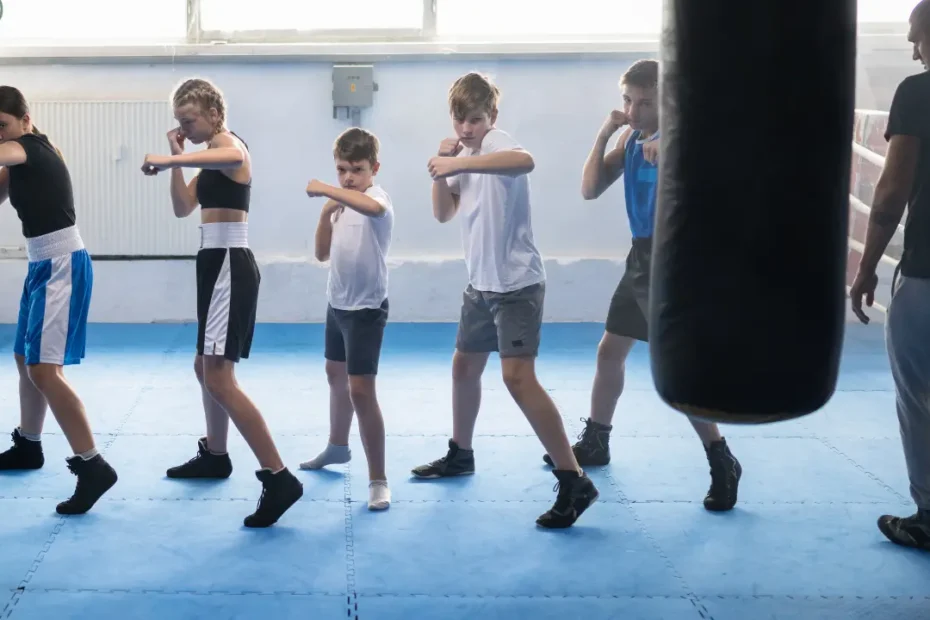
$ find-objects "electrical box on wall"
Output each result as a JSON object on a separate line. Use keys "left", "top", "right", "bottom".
{"left": 333, "top": 64, "right": 377, "bottom": 112}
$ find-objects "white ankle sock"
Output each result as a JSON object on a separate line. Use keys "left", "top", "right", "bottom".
{"left": 78, "top": 448, "right": 99, "bottom": 461}
{"left": 18, "top": 428, "right": 40, "bottom": 442}
{"left": 368, "top": 480, "right": 391, "bottom": 511}
{"left": 299, "top": 443, "right": 351, "bottom": 470}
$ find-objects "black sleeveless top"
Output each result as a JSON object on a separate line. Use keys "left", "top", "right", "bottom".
{"left": 196, "top": 132, "right": 251, "bottom": 212}
{"left": 7, "top": 133, "right": 76, "bottom": 238}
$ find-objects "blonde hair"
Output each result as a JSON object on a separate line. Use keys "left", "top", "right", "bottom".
{"left": 171, "top": 78, "right": 227, "bottom": 133}
{"left": 448, "top": 72, "right": 500, "bottom": 121}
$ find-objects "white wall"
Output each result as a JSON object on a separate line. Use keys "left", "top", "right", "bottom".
{"left": 0, "top": 43, "right": 918, "bottom": 324}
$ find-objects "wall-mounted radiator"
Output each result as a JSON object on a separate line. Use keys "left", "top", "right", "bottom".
{"left": 0, "top": 100, "right": 199, "bottom": 257}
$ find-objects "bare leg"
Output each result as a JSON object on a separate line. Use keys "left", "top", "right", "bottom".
{"left": 201, "top": 355, "right": 284, "bottom": 471}
{"left": 327, "top": 361, "right": 355, "bottom": 446}
{"left": 193, "top": 354, "right": 229, "bottom": 453}
{"left": 26, "top": 363, "right": 95, "bottom": 455}
{"left": 348, "top": 374, "right": 386, "bottom": 482}
{"left": 501, "top": 356, "right": 580, "bottom": 473}
{"left": 15, "top": 354, "right": 48, "bottom": 435}
{"left": 300, "top": 361, "right": 354, "bottom": 470}
{"left": 689, "top": 418, "right": 723, "bottom": 446}
{"left": 589, "top": 333, "right": 636, "bottom": 426}
{"left": 451, "top": 350, "right": 490, "bottom": 450}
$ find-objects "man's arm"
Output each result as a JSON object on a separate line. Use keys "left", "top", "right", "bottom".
{"left": 0, "top": 167, "right": 9, "bottom": 205}
{"left": 582, "top": 127, "right": 630, "bottom": 200}
{"left": 858, "top": 135, "right": 919, "bottom": 274}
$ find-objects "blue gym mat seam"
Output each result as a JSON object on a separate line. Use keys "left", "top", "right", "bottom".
{"left": 344, "top": 460, "right": 359, "bottom": 620}
{"left": 815, "top": 436, "right": 911, "bottom": 504}
{"left": 604, "top": 468, "right": 715, "bottom": 620}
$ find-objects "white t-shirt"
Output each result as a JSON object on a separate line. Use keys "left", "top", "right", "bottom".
{"left": 446, "top": 129, "right": 546, "bottom": 293}
{"left": 326, "top": 185, "right": 393, "bottom": 310}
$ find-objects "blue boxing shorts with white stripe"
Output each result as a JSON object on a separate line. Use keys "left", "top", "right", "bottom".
{"left": 14, "top": 226, "right": 93, "bottom": 366}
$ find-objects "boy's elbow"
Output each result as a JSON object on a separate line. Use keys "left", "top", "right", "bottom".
{"left": 520, "top": 152, "right": 535, "bottom": 172}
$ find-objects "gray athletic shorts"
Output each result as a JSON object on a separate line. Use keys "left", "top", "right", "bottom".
{"left": 455, "top": 282, "right": 545, "bottom": 358}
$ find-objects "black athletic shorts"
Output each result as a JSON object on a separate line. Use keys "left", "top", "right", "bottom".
{"left": 605, "top": 237, "right": 651, "bottom": 342}
{"left": 325, "top": 299, "right": 389, "bottom": 376}
{"left": 196, "top": 247, "right": 260, "bottom": 363}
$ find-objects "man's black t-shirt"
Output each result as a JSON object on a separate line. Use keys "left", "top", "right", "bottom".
{"left": 886, "top": 71, "right": 930, "bottom": 278}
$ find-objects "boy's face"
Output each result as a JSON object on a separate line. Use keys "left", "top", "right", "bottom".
{"left": 452, "top": 108, "right": 496, "bottom": 149}
{"left": 621, "top": 84, "right": 659, "bottom": 133}
{"left": 336, "top": 158, "right": 379, "bottom": 191}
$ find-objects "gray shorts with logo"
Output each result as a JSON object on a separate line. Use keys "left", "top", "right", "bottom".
{"left": 455, "top": 282, "right": 545, "bottom": 358}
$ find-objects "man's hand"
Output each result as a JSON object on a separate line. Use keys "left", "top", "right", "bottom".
{"left": 643, "top": 138, "right": 659, "bottom": 165}
{"left": 428, "top": 156, "right": 462, "bottom": 180}
{"left": 600, "top": 110, "right": 629, "bottom": 138}
{"left": 849, "top": 268, "right": 879, "bottom": 324}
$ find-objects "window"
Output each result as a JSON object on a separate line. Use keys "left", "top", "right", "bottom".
{"left": 0, "top": 0, "right": 188, "bottom": 45}
{"left": 435, "top": 0, "right": 662, "bottom": 38}
{"left": 858, "top": 0, "right": 917, "bottom": 23}
{"left": 199, "top": 0, "right": 425, "bottom": 35}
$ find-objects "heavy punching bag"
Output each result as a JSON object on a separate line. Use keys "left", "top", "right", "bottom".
{"left": 649, "top": 0, "right": 856, "bottom": 424}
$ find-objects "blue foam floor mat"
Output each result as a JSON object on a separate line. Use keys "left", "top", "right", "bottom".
{"left": 0, "top": 322, "right": 928, "bottom": 620}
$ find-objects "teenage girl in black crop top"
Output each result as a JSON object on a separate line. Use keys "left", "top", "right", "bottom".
{"left": 0, "top": 85, "right": 118, "bottom": 515}
{"left": 141, "top": 78, "right": 302, "bottom": 528}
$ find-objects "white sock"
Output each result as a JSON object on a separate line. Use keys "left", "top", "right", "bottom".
{"left": 18, "top": 427, "right": 41, "bottom": 442}
{"left": 368, "top": 480, "right": 391, "bottom": 511}
{"left": 299, "top": 443, "right": 351, "bottom": 470}
{"left": 78, "top": 448, "right": 99, "bottom": 461}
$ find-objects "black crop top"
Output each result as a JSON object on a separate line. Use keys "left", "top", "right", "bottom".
{"left": 6, "top": 133, "right": 76, "bottom": 238}
{"left": 195, "top": 132, "right": 251, "bottom": 212}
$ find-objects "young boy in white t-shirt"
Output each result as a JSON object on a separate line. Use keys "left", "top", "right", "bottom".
{"left": 301, "top": 127, "right": 393, "bottom": 511}
{"left": 411, "top": 73, "right": 599, "bottom": 528}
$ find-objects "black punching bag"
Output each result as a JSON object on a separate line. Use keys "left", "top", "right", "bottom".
{"left": 649, "top": 1, "right": 856, "bottom": 424}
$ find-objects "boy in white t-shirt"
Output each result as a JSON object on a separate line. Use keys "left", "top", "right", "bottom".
{"left": 301, "top": 127, "right": 393, "bottom": 511}
{"left": 411, "top": 73, "right": 599, "bottom": 528}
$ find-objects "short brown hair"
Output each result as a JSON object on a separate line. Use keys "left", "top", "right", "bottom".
{"left": 333, "top": 127, "right": 379, "bottom": 166}
{"left": 448, "top": 72, "right": 500, "bottom": 120}
{"left": 620, "top": 60, "right": 658, "bottom": 90}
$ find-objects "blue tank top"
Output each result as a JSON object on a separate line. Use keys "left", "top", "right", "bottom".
{"left": 623, "top": 130, "right": 659, "bottom": 239}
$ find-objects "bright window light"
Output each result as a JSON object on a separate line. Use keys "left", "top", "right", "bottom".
{"left": 199, "top": 0, "right": 425, "bottom": 33}
{"left": 0, "top": 0, "right": 188, "bottom": 44}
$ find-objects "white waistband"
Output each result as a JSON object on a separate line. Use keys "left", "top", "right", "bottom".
{"left": 200, "top": 222, "right": 249, "bottom": 249}
{"left": 26, "top": 226, "right": 85, "bottom": 262}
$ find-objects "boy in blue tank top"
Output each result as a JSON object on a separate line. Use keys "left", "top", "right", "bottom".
{"left": 543, "top": 60, "right": 743, "bottom": 512}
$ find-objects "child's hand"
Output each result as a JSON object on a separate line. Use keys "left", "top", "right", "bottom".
{"left": 167, "top": 128, "right": 185, "bottom": 155}
{"left": 306, "top": 179, "right": 330, "bottom": 198}
{"left": 428, "top": 156, "right": 461, "bottom": 180}
{"left": 438, "top": 138, "right": 463, "bottom": 157}
{"left": 141, "top": 154, "right": 172, "bottom": 175}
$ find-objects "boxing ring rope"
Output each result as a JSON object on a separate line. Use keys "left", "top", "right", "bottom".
{"left": 847, "top": 133, "right": 895, "bottom": 314}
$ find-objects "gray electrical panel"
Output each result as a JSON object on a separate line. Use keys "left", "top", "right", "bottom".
{"left": 333, "top": 64, "right": 377, "bottom": 113}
